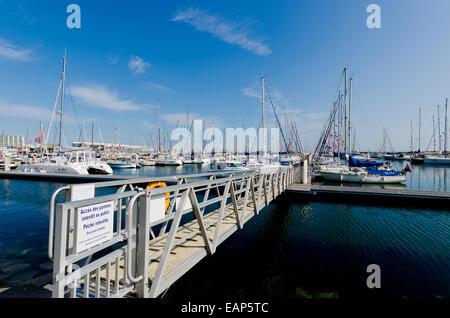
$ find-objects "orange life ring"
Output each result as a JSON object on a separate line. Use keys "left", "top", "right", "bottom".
{"left": 146, "top": 181, "right": 170, "bottom": 212}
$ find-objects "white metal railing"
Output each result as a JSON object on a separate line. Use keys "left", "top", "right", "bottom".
{"left": 50, "top": 168, "right": 294, "bottom": 298}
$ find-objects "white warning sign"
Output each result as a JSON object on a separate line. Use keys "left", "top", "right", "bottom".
{"left": 74, "top": 201, "right": 114, "bottom": 253}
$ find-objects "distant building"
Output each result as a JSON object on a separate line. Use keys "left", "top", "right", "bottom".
{"left": 71, "top": 141, "right": 153, "bottom": 153}
{"left": 0, "top": 135, "right": 24, "bottom": 149}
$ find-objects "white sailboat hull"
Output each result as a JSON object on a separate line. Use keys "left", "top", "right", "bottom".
{"left": 16, "top": 162, "right": 89, "bottom": 175}
{"left": 319, "top": 171, "right": 407, "bottom": 184}
{"left": 107, "top": 162, "right": 137, "bottom": 169}
{"left": 182, "top": 159, "right": 203, "bottom": 164}
{"left": 155, "top": 159, "right": 183, "bottom": 166}
{"left": 423, "top": 157, "right": 450, "bottom": 165}
{"left": 140, "top": 161, "right": 156, "bottom": 166}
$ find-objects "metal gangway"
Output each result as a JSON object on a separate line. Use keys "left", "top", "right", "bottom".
{"left": 48, "top": 167, "right": 294, "bottom": 298}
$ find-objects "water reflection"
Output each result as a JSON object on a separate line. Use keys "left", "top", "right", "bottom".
{"left": 409, "top": 162, "right": 450, "bottom": 192}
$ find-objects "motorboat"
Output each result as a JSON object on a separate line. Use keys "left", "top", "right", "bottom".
{"left": 182, "top": 156, "right": 204, "bottom": 164}
{"left": 209, "top": 160, "right": 250, "bottom": 172}
{"left": 139, "top": 160, "right": 156, "bottom": 166}
{"left": 154, "top": 156, "right": 183, "bottom": 166}
{"left": 16, "top": 151, "right": 90, "bottom": 175}
{"left": 107, "top": 161, "right": 137, "bottom": 169}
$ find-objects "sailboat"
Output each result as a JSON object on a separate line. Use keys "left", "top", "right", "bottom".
{"left": 245, "top": 75, "right": 282, "bottom": 173}
{"left": 313, "top": 68, "right": 410, "bottom": 184}
{"left": 16, "top": 51, "right": 91, "bottom": 175}
{"left": 155, "top": 155, "right": 183, "bottom": 166}
{"left": 424, "top": 99, "right": 450, "bottom": 165}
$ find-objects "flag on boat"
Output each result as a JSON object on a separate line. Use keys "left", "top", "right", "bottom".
{"left": 405, "top": 164, "right": 412, "bottom": 173}
{"left": 35, "top": 128, "right": 44, "bottom": 143}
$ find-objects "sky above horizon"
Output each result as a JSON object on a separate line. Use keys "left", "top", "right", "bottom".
{"left": 1, "top": 0, "right": 450, "bottom": 152}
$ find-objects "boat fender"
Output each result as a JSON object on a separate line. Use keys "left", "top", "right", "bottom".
{"left": 146, "top": 181, "right": 170, "bottom": 212}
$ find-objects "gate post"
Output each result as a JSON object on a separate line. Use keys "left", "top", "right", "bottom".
{"left": 52, "top": 204, "right": 69, "bottom": 298}
{"left": 302, "top": 159, "right": 308, "bottom": 185}
{"left": 136, "top": 193, "right": 150, "bottom": 298}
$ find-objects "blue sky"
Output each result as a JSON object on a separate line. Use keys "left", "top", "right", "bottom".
{"left": 1, "top": 0, "right": 450, "bottom": 151}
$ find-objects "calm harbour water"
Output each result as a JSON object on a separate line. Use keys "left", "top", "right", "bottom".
{"left": 0, "top": 162, "right": 449, "bottom": 298}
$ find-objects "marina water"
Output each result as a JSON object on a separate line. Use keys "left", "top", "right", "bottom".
{"left": 0, "top": 163, "right": 449, "bottom": 297}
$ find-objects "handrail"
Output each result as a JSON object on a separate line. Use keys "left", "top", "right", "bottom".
{"left": 48, "top": 170, "right": 258, "bottom": 262}
{"left": 48, "top": 185, "right": 70, "bottom": 261}
{"left": 125, "top": 192, "right": 146, "bottom": 283}
{"left": 66, "top": 170, "right": 255, "bottom": 191}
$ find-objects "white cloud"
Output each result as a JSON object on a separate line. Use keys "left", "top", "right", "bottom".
{"left": 128, "top": 55, "right": 150, "bottom": 74}
{"left": 139, "top": 121, "right": 156, "bottom": 129}
{"left": 0, "top": 101, "right": 52, "bottom": 120}
{"left": 243, "top": 84, "right": 286, "bottom": 112}
{"left": 172, "top": 8, "right": 271, "bottom": 56}
{"left": 0, "top": 100, "right": 77, "bottom": 124}
{"left": 0, "top": 38, "right": 35, "bottom": 61}
{"left": 243, "top": 86, "right": 283, "bottom": 102}
{"left": 141, "top": 81, "right": 171, "bottom": 93}
{"left": 107, "top": 54, "right": 120, "bottom": 64}
{"left": 243, "top": 87, "right": 260, "bottom": 99}
{"left": 71, "top": 84, "right": 151, "bottom": 111}
{"left": 15, "top": 2, "right": 38, "bottom": 25}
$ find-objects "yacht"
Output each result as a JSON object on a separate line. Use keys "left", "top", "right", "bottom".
{"left": 154, "top": 155, "right": 183, "bottom": 166}
{"left": 318, "top": 166, "right": 408, "bottom": 184}
{"left": 16, "top": 151, "right": 89, "bottom": 175}
{"left": 107, "top": 161, "right": 137, "bottom": 169}
{"left": 139, "top": 159, "right": 156, "bottom": 166}
{"left": 423, "top": 155, "right": 450, "bottom": 165}
{"left": 84, "top": 152, "right": 113, "bottom": 174}
{"left": 209, "top": 159, "right": 250, "bottom": 172}
{"left": 182, "top": 155, "right": 204, "bottom": 164}
{"left": 315, "top": 157, "right": 410, "bottom": 184}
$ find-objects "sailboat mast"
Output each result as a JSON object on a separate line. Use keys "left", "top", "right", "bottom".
{"left": 418, "top": 107, "right": 421, "bottom": 152}
{"left": 433, "top": 115, "right": 436, "bottom": 152}
{"left": 352, "top": 127, "right": 356, "bottom": 153}
{"left": 96, "top": 125, "right": 105, "bottom": 152}
{"left": 343, "top": 67, "right": 348, "bottom": 155}
{"left": 39, "top": 121, "right": 43, "bottom": 153}
{"left": 59, "top": 50, "right": 67, "bottom": 148}
{"left": 438, "top": 105, "right": 441, "bottom": 152}
{"left": 157, "top": 100, "right": 160, "bottom": 154}
{"left": 114, "top": 128, "right": 117, "bottom": 152}
{"left": 348, "top": 76, "right": 352, "bottom": 154}
{"left": 445, "top": 98, "right": 448, "bottom": 156}
{"left": 261, "top": 75, "right": 265, "bottom": 131}
{"left": 338, "top": 91, "right": 343, "bottom": 160}
{"left": 410, "top": 120, "right": 413, "bottom": 154}
{"left": 333, "top": 100, "right": 337, "bottom": 157}
{"left": 337, "top": 93, "right": 341, "bottom": 157}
